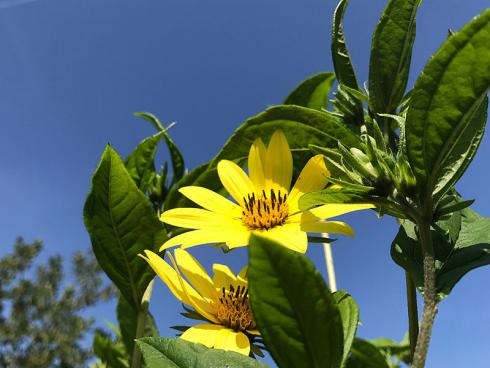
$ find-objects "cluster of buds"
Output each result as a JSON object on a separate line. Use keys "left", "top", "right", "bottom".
{"left": 311, "top": 118, "right": 418, "bottom": 218}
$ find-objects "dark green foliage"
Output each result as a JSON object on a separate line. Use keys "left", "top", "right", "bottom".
{"left": 136, "top": 338, "right": 268, "bottom": 368}
{"left": 0, "top": 238, "right": 115, "bottom": 367}
{"left": 84, "top": 146, "right": 167, "bottom": 310}
{"left": 248, "top": 235, "right": 344, "bottom": 368}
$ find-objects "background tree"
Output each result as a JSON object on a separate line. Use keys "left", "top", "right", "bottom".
{"left": 0, "top": 237, "right": 116, "bottom": 368}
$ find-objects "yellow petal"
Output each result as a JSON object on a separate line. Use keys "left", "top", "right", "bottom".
{"left": 160, "top": 223, "right": 250, "bottom": 251}
{"left": 174, "top": 249, "right": 217, "bottom": 301}
{"left": 214, "top": 328, "right": 250, "bottom": 356}
{"left": 257, "top": 223, "right": 308, "bottom": 253}
{"left": 300, "top": 220, "right": 354, "bottom": 237}
{"left": 287, "top": 154, "right": 330, "bottom": 214}
{"left": 212, "top": 264, "right": 237, "bottom": 291}
{"left": 248, "top": 138, "right": 267, "bottom": 191}
{"left": 236, "top": 266, "right": 248, "bottom": 290}
{"left": 217, "top": 160, "right": 255, "bottom": 206}
{"left": 139, "top": 250, "right": 188, "bottom": 304}
{"left": 264, "top": 130, "right": 293, "bottom": 193}
{"left": 167, "top": 252, "right": 218, "bottom": 323}
{"left": 160, "top": 208, "right": 234, "bottom": 229}
{"left": 180, "top": 324, "right": 226, "bottom": 349}
{"left": 289, "top": 203, "right": 375, "bottom": 222}
{"left": 178, "top": 186, "right": 242, "bottom": 217}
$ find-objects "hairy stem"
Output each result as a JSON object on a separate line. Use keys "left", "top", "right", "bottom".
{"left": 411, "top": 218, "right": 438, "bottom": 368}
{"left": 405, "top": 271, "right": 419, "bottom": 362}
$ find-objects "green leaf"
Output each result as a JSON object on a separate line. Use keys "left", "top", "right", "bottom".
{"left": 332, "top": 0, "right": 359, "bottom": 90}
{"left": 369, "top": 0, "right": 420, "bottom": 114}
{"left": 166, "top": 105, "right": 360, "bottom": 209}
{"left": 299, "top": 189, "right": 367, "bottom": 210}
{"left": 405, "top": 10, "right": 490, "bottom": 200}
{"left": 248, "top": 235, "right": 344, "bottom": 368}
{"left": 345, "top": 339, "right": 390, "bottom": 368}
{"left": 135, "top": 112, "right": 186, "bottom": 184}
{"left": 125, "top": 132, "right": 162, "bottom": 192}
{"left": 284, "top": 72, "right": 336, "bottom": 110}
{"left": 84, "top": 146, "right": 166, "bottom": 308}
{"left": 93, "top": 330, "right": 130, "bottom": 368}
{"left": 391, "top": 207, "right": 490, "bottom": 298}
{"left": 117, "top": 294, "right": 159, "bottom": 358}
{"left": 333, "top": 291, "right": 359, "bottom": 366}
{"left": 136, "top": 337, "right": 268, "bottom": 368}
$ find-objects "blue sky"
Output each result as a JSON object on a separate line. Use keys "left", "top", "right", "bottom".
{"left": 1, "top": 0, "right": 489, "bottom": 366}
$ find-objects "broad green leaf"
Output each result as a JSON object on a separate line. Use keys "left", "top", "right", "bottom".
{"left": 333, "top": 291, "right": 359, "bottom": 366}
{"left": 405, "top": 10, "right": 490, "bottom": 199}
{"left": 332, "top": 0, "right": 359, "bottom": 90}
{"left": 164, "top": 163, "right": 209, "bottom": 210}
{"left": 84, "top": 146, "right": 166, "bottom": 308}
{"left": 284, "top": 72, "right": 336, "bottom": 110}
{"left": 135, "top": 112, "right": 186, "bottom": 184}
{"left": 369, "top": 0, "right": 420, "bottom": 114}
{"left": 391, "top": 207, "right": 490, "bottom": 298}
{"left": 93, "top": 330, "right": 130, "bottom": 368}
{"left": 165, "top": 105, "right": 360, "bottom": 209}
{"left": 136, "top": 337, "right": 268, "bottom": 368}
{"left": 125, "top": 132, "right": 162, "bottom": 192}
{"left": 117, "top": 294, "right": 159, "bottom": 358}
{"left": 345, "top": 339, "right": 390, "bottom": 368}
{"left": 248, "top": 235, "right": 344, "bottom": 368}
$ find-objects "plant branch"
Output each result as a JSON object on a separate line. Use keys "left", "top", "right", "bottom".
{"left": 411, "top": 217, "right": 438, "bottom": 368}
{"left": 322, "top": 233, "right": 337, "bottom": 292}
{"left": 405, "top": 271, "right": 419, "bottom": 362}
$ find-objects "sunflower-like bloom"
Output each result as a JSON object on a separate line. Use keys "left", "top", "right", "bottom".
{"left": 141, "top": 249, "right": 258, "bottom": 355}
{"left": 161, "top": 130, "right": 374, "bottom": 253}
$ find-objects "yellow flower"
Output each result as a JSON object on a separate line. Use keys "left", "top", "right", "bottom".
{"left": 140, "top": 249, "right": 258, "bottom": 355}
{"left": 161, "top": 130, "right": 374, "bottom": 253}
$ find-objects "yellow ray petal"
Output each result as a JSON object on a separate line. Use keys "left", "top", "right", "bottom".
{"left": 212, "top": 264, "right": 237, "bottom": 291}
{"left": 248, "top": 138, "right": 267, "bottom": 191}
{"left": 174, "top": 249, "right": 218, "bottom": 301}
{"left": 160, "top": 223, "right": 250, "bottom": 252}
{"left": 257, "top": 223, "right": 308, "bottom": 253}
{"left": 300, "top": 220, "right": 354, "bottom": 237}
{"left": 139, "top": 250, "right": 193, "bottom": 305}
{"left": 264, "top": 130, "right": 293, "bottom": 193}
{"left": 287, "top": 154, "right": 330, "bottom": 214}
{"left": 236, "top": 266, "right": 248, "bottom": 290}
{"left": 289, "top": 203, "right": 375, "bottom": 223}
{"left": 180, "top": 324, "right": 226, "bottom": 349}
{"left": 167, "top": 252, "right": 218, "bottom": 323}
{"left": 217, "top": 160, "right": 256, "bottom": 206}
{"left": 214, "top": 328, "right": 250, "bottom": 356}
{"left": 160, "top": 208, "right": 234, "bottom": 229}
{"left": 178, "top": 186, "right": 242, "bottom": 217}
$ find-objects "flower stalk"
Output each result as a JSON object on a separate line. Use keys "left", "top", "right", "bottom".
{"left": 130, "top": 279, "right": 154, "bottom": 368}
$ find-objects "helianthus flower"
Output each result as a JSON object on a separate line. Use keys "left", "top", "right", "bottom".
{"left": 140, "top": 249, "right": 258, "bottom": 355}
{"left": 161, "top": 130, "right": 374, "bottom": 253}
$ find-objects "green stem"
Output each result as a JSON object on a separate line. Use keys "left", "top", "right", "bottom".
{"left": 411, "top": 217, "right": 438, "bottom": 368}
{"left": 130, "top": 279, "right": 154, "bottom": 368}
{"left": 405, "top": 271, "right": 419, "bottom": 362}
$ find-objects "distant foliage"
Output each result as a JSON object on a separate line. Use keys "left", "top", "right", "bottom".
{"left": 0, "top": 238, "right": 116, "bottom": 367}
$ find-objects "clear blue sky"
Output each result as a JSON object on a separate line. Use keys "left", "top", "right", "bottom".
{"left": 1, "top": 0, "right": 489, "bottom": 366}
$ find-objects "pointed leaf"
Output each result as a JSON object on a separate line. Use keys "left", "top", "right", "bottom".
{"left": 405, "top": 10, "right": 490, "bottom": 199}
{"left": 248, "top": 235, "right": 344, "bottom": 368}
{"left": 84, "top": 146, "right": 166, "bottom": 308}
{"left": 125, "top": 132, "right": 162, "bottom": 192}
{"left": 369, "top": 0, "right": 420, "bottom": 114}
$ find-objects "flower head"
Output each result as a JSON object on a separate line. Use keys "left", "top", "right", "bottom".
{"left": 161, "top": 130, "right": 374, "bottom": 253}
{"left": 141, "top": 249, "right": 258, "bottom": 355}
